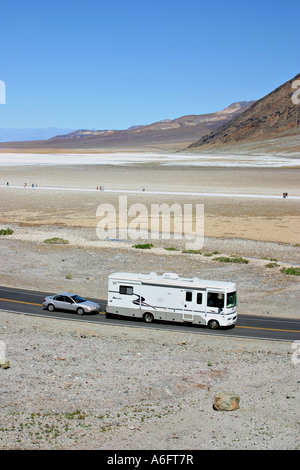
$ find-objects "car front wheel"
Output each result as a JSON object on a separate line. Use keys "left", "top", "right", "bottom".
{"left": 77, "top": 307, "right": 84, "bottom": 315}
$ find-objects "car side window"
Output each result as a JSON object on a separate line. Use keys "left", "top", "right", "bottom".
{"left": 54, "top": 295, "right": 64, "bottom": 302}
{"left": 64, "top": 296, "right": 72, "bottom": 303}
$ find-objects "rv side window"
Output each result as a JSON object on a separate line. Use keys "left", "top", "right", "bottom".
{"left": 119, "top": 285, "right": 134, "bottom": 295}
{"left": 197, "top": 293, "right": 203, "bottom": 304}
{"left": 185, "top": 291, "right": 192, "bottom": 302}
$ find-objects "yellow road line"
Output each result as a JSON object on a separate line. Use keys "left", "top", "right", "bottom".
{"left": 236, "top": 325, "right": 300, "bottom": 333}
{"left": 0, "top": 297, "right": 42, "bottom": 306}
{"left": 0, "top": 297, "right": 299, "bottom": 332}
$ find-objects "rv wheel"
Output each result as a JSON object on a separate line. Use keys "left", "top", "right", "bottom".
{"left": 143, "top": 312, "right": 154, "bottom": 323}
{"left": 208, "top": 319, "right": 219, "bottom": 329}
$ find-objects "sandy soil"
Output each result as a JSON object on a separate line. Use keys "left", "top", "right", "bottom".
{"left": 0, "top": 310, "right": 299, "bottom": 450}
{"left": 0, "top": 155, "right": 299, "bottom": 450}
{"left": 1, "top": 164, "right": 300, "bottom": 244}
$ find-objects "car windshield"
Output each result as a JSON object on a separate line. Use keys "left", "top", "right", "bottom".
{"left": 227, "top": 291, "right": 237, "bottom": 308}
{"left": 71, "top": 295, "right": 86, "bottom": 303}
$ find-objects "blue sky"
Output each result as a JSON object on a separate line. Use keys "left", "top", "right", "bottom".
{"left": 0, "top": 0, "right": 299, "bottom": 130}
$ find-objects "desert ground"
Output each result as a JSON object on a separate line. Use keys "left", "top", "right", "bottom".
{"left": 0, "top": 150, "right": 299, "bottom": 450}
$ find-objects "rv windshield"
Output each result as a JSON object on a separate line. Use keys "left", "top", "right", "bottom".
{"left": 227, "top": 292, "right": 237, "bottom": 308}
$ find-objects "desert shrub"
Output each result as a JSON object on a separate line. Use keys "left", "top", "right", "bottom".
{"left": 133, "top": 243, "right": 154, "bottom": 249}
{"left": 0, "top": 228, "right": 13, "bottom": 235}
{"left": 280, "top": 267, "right": 300, "bottom": 276}
{"left": 44, "top": 237, "right": 69, "bottom": 245}
{"left": 203, "top": 251, "right": 220, "bottom": 257}
{"left": 213, "top": 256, "right": 249, "bottom": 264}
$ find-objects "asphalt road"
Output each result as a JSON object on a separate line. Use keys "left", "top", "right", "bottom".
{"left": 0, "top": 285, "right": 299, "bottom": 342}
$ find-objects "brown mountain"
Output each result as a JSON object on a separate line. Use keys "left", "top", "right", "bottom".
{"left": 0, "top": 101, "right": 254, "bottom": 151}
{"left": 187, "top": 73, "right": 300, "bottom": 152}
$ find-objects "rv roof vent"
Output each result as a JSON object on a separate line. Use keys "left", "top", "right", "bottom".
{"left": 162, "top": 272, "right": 179, "bottom": 280}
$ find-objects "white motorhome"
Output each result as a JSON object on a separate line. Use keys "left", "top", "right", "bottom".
{"left": 106, "top": 272, "right": 237, "bottom": 329}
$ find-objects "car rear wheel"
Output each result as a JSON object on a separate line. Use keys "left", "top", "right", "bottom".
{"left": 47, "top": 303, "right": 55, "bottom": 312}
{"left": 77, "top": 307, "right": 84, "bottom": 315}
{"left": 143, "top": 312, "right": 154, "bottom": 323}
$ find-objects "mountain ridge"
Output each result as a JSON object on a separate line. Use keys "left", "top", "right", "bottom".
{"left": 0, "top": 101, "right": 254, "bottom": 150}
{"left": 187, "top": 73, "right": 300, "bottom": 151}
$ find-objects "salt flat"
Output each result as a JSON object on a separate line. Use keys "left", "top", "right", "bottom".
{"left": 0, "top": 150, "right": 300, "bottom": 167}
{"left": 0, "top": 153, "right": 299, "bottom": 245}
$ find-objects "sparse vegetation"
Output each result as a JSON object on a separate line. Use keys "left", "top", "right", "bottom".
{"left": 164, "top": 247, "right": 179, "bottom": 251}
{"left": 66, "top": 273, "right": 72, "bottom": 279}
{"left": 204, "top": 251, "right": 220, "bottom": 257}
{"left": 261, "top": 256, "right": 278, "bottom": 262}
{"left": 280, "top": 267, "right": 300, "bottom": 276}
{"left": 0, "top": 410, "right": 91, "bottom": 446}
{"left": 43, "top": 237, "right": 69, "bottom": 245}
{"left": 265, "top": 262, "right": 279, "bottom": 269}
{"left": 133, "top": 243, "right": 154, "bottom": 249}
{"left": 182, "top": 249, "right": 201, "bottom": 254}
{"left": 213, "top": 256, "right": 249, "bottom": 264}
{"left": 0, "top": 228, "right": 13, "bottom": 235}
{"left": 65, "top": 410, "right": 86, "bottom": 420}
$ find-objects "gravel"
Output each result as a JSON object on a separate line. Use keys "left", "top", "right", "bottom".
{"left": 0, "top": 302, "right": 299, "bottom": 450}
{"left": 0, "top": 225, "right": 299, "bottom": 450}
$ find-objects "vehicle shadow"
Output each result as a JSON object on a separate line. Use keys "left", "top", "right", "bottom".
{"left": 43, "top": 307, "right": 100, "bottom": 316}
{"left": 105, "top": 313, "right": 236, "bottom": 330}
